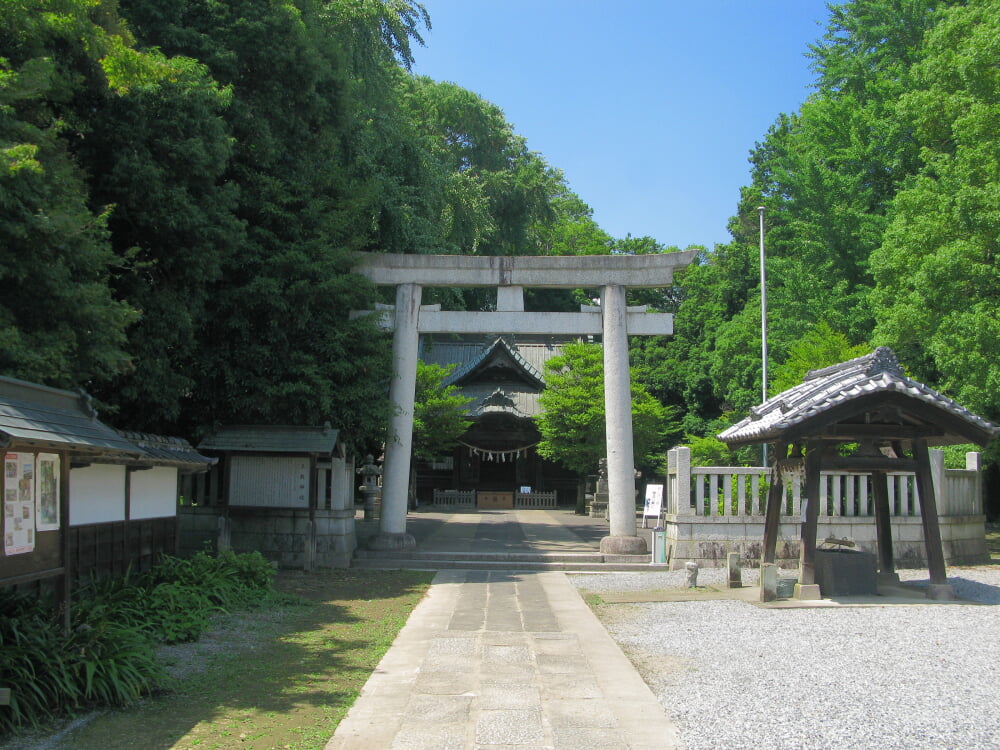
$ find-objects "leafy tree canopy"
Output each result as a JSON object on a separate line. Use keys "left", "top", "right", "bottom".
{"left": 536, "top": 342, "right": 681, "bottom": 477}
{"left": 412, "top": 361, "right": 471, "bottom": 462}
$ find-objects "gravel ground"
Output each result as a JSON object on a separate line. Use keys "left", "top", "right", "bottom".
{"left": 571, "top": 565, "right": 1000, "bottom": 750}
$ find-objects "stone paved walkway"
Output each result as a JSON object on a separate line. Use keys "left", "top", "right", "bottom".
{"left": 325, "top": 567, "right": 679, "bottom": 750}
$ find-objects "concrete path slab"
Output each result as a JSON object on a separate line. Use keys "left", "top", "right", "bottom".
{"left": 325, "top": 569, "right": 679, "bottom": 750}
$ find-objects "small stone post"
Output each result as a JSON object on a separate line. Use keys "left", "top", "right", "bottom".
{"left": 727, "top": 552, "right": 742, "bottom": 589}
{"left": 685, "top": 560, "right": 699, "bottom": 588}
{"left": 591, "top": 459, "right": 609, "bottom": 518}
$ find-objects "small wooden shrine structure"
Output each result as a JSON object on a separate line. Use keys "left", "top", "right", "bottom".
{"left": 719, "top": 348, "right": 999, "bottom": 600}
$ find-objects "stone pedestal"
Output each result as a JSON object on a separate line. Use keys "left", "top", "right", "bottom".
{"left": 368, "top": 531, "right": 416, "bottom": 552}
{"left": 600, "top": 535, "right": 647, "bottom": 555}
{"left": 361, "top": 487, "right": 380, "bottom": 521}
{"left": 793, "top": 583, "right": 822, "bottom": 600}
{"left": 760, "top": 562, "right": 778, "bottom": 602}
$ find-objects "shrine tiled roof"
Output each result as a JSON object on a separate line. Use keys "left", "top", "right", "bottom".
{"left": 0, "top": 376, "right": 142, "bottom": 456}
{"left": 117, "top": 431, "right": 216, "bottom": 470}
{"left": 199, "top": 423, "right": 343, "bottom": 456}
{"left": 439, "top": 337, "right": 547, "bottom": 390}
{"left": 718, "top": 347, "right": 1000, "bottom": 447}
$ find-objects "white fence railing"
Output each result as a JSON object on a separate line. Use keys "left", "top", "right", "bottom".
{"left": 666, "top": 447, "right": 982, "bottom": 520}
{"left": 432, "top": 489, "right": 477, "bottom": 507}
{"left": 515, "top": 490, "right": 558, "bottom": 509}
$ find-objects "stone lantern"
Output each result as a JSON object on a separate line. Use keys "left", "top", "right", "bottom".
{"left": 357, "top": 454, "right": 382, "bottom": 521}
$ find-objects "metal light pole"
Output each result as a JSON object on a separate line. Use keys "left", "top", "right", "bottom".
{"left": 758, "top": 206, "right": 768, "bottom": 468}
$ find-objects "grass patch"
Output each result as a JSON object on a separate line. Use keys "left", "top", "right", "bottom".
{"left": 581, "top": 592, "right": 606, "bottom": 608}
{"left": 27, "top": 569, "right": 432, "bottom": 750}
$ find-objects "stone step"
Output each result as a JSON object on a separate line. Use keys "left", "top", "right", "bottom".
{"left": 351, "top": 549, "right": 671, "bottom": 572}
{"left": 354, "top": 549, "right": 631, "bottom": 563}
{"left": 351, "top": 558, "right": 672, "bottom": 572}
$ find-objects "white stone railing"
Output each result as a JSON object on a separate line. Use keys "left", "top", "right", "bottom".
{"left": 665, "top": 446, "right": 982, "bottom": 520}
{"left": 662, "top": 447, "right": 987, "bottom": 568}
{"left": 515, "top": 490, "right": 558, "bottom": 509}
{"left": 432, "top": 489, "right": 477, "bottom": 507}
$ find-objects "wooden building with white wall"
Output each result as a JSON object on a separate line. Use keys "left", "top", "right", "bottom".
{"left": 187, "top": 424, "right": 356, "bottom": 568}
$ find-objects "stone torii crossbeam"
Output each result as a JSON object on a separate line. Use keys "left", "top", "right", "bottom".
{"left": 352, "top": 252, "right": 695, "bottom": 554}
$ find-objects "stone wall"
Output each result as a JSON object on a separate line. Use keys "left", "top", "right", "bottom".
{"left": 178, "top": 507, "right": 357, "bottom": 568}
{"left": 662, "top": 514, "right": 988, "bottom": 570}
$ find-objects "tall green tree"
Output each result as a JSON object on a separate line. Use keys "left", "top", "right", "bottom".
{"left": 535, "top": 342, "right": 681, "bottom": 478}
{"left": 870, "top": 0, "right": 1000, "bottom": 420}
{"left": 110, "top": 0, "right": 428, "bottom": 446}
{"left": 412, "top": 361, "right": 470, "bottom": 462}
{"left": 0, "top": 1, "right": 138, "bottom": 388}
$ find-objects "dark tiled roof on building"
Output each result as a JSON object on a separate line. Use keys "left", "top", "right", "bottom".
{"left": 116, "top": 431, "right": 216, "bottom": 470}
{"left": 199, "top": 423, "right": 343, "bottom": 456}
{"left": 0, "top": 376, "right": 142, "bottom": 456}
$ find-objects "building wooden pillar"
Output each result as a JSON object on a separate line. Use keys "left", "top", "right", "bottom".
{"left": 58, "top": 453, "right": 72, "bottom": 633}
{"left": 912, "top": 439, "right": 954, "bottom": 599}
{"left": 794, "top": 443, "right": 822, "bottom": 599}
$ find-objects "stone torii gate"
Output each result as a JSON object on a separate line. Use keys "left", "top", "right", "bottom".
{"left": 352, "top": 252, "right": 695, "bottom": 554}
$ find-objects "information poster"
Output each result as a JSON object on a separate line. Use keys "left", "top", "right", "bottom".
{"left": 642, "top": 484, "right": 664, "bottom": 528}
{"left": 35, "top": 453, "right": 60, "bottom": 532}
{"left": 4, "top": 452, "right": 36, "bottom": 555}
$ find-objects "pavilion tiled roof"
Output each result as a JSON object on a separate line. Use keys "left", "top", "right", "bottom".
{"left": 718, "top": 347, "right": 1000, "bottom": 447}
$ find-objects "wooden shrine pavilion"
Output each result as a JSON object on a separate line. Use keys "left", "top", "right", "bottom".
{"left": 719, "top": 347, "right": 999, "bottom": 600}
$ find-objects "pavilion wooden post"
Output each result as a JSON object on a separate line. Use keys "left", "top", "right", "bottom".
{"left": 912, "top": 439, "right": 955, "bottom": 599}
{"left": 793, "top": 443, "right": 823, "bottom": 600}
{"left": 871, "top": 469, "right": 898, "bottom": 584}
{"left": 760, "top": 442, "right": 787, "bottom": 565}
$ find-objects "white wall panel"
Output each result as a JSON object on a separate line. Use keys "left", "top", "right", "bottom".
{"left": 130, "top": 467, "right": 178, "bottom": 519}
{"left": 70, "top": 464, "right": 126, "bottom": 525}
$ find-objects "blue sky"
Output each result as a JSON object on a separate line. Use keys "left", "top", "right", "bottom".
{"left": 411, "top": 0, "right": 832, "bottom": 250}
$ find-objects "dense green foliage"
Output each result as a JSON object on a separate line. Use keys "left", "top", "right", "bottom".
{"left": 0, "top": 550, "right": 278, "bottom": 735}
{"left": 536, "top": 342, "right": 681, "bottom": 477}
{"left": 2, "top": 0, "right": 999, "bottom": 475}
{"left": 412, "top": 361, "right": 471, "bottom": 461}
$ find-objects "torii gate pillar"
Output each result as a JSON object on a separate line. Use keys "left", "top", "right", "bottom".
{"left": 352, "top": 252, "right": 695, "bottom": 554}
{"left": 600, "top": 283, "right": 644, "bottom": 553}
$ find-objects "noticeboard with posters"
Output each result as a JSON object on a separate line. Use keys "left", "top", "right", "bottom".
{"left": 3, "top": 452, "right": 61, "bottom": 557}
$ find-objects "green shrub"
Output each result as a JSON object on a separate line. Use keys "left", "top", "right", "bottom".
{"left": 1, "top": 551, "right": 278, "bottom": 736}
{"left": 64, "top": 618, "right": 164, "bottom": 707}
{"left": 0, "top": 593, "right": 78, "bottom": 733}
